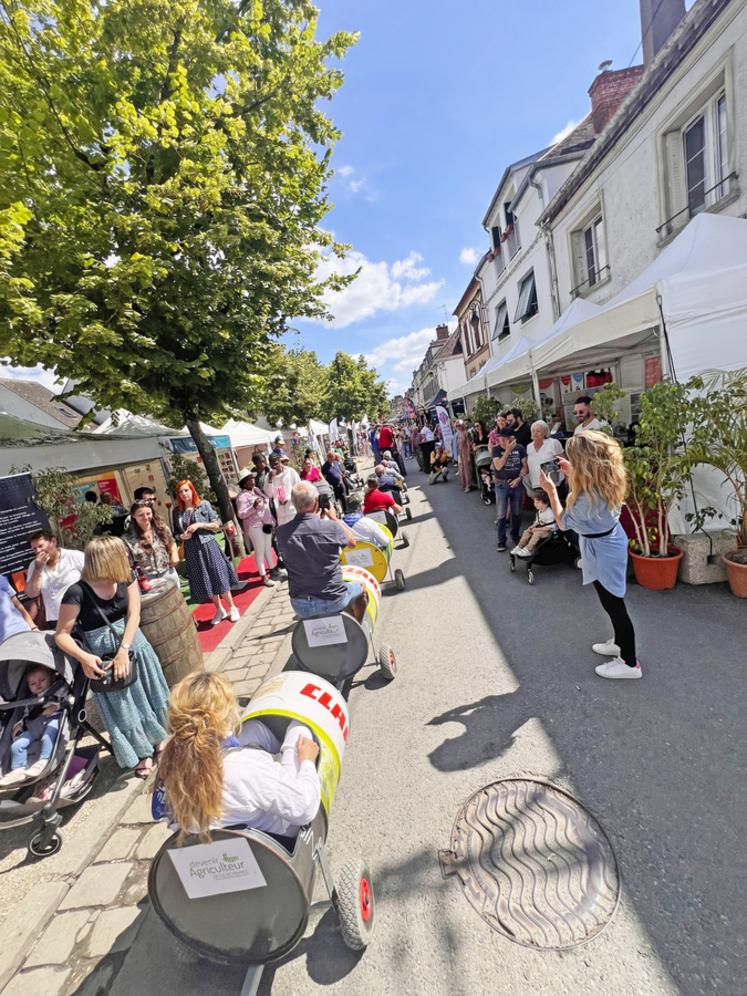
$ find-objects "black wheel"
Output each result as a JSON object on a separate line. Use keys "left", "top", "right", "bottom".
{"left": 399, "top": 532, "right": 410, "bottom": 548}
{"left": 28, "top": 829, "right": 63, "bottom": 859}
{"left": 377, "top": 644, "right": 397, "bottom": 680}
{"left": 394, "top": 569, "right": 405, "bottom": 591}
{"left": 334, "top": 859, "right": 375, "bottom": 951}
{"left": 509, "top": 558, "right": 516, "bottom": 573}
{"left": 527, "top": 570, "right": 535, "bottom": 586}
{"left": 482, "top": 495, "right": 492, "bottom": 505}
{"left": 405, "top": 507, "right": 412, "bottom": 520}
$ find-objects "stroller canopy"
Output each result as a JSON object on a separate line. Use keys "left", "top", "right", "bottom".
{"left": 0, "top": 631, "right": 75, "bottom": 701}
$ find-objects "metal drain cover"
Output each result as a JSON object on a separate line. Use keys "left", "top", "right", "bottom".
{"left": 439, "top": 778, "right": 620, "bottom": 949}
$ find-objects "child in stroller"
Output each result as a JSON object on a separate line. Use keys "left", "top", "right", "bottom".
{"left": 474, "top": 447, "right": 494, "bottom": 504}
{"left": 508, "top": 489, "right": 582, "bottom": 585}
{"left": 1, "top": 664, "right": 66, "bottom": 786}
{"left": 510, "top": 489, "right": 556, "bottom": 559}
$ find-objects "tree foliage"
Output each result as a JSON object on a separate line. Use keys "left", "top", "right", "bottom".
{"left": 259, "top": 344, "right": 329, "bottom": 426}
{"left": 0, "top": 0, "right": 357, "bottom": 523}
{"left": 11, "top": 466, "right": 113, "bottom": 548}
{"left": 320, "top": 352, "right": 387, "bottom": 423}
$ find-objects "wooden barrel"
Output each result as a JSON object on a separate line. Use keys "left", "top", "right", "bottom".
{"left": 139, "top": 581, "right": 204, "bottom": 688}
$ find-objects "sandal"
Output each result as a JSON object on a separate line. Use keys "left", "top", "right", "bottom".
{"left": 134, "top": 757, "right": 154, "bottom": 780}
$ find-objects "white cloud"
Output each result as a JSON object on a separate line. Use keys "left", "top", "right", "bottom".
{"left": 337, "top": 164, "right": 354, "bottom": 177}
{"left": 364, "top": 327, "right": 439, "bottom": 376}
{"left": 316, "top": 251, "right": 443, "bottom": 328}
{"left": 0, "top": 362, "right": 59, "bottom": 390}
{"left": 550, "top": 119, "right": 580, "bottom": 145}
{"left": 335, "top": 163, "right": 375, "bottom": 200}
{"left": 459, "top": 247, "right": 478, "bottom": 265}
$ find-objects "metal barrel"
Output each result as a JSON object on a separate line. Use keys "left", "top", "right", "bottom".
{"left": 240, "top": 671, "right": 349, "bottom": 816}
{"left": 341, "top": 565, "right": 381, "bottom": 628}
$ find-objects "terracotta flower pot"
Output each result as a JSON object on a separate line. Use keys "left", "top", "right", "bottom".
{"left": 723, "top": 553, "right": 747, "bottom": 598}
{"left": 630, "top": 548, "right": 684, "bottom": 590}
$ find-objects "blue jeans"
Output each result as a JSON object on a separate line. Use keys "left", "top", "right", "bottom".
{"left": 291, "top": 580, "right": 364, "bottom": 619}
{"left": 11, "top": 715, "right": 60, "bottom": 769}
{"left": 495, "top": 483, "right": 524, "bottom": 547}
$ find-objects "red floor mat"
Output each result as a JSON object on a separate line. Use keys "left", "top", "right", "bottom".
{"left": 193, "top": 554, "right": 268, "bottom": 654}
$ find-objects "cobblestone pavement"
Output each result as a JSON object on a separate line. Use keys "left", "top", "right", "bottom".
{"left": 0, "top": 583, "right": 296, "bottom": 996}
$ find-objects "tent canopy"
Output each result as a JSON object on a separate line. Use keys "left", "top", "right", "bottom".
{"left": 220, "top": 419, "right": 274, "bottom": 448}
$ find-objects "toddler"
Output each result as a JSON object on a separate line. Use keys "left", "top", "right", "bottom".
{"left": 1, "top": 665, "right": 65, "bottom": 786}
{"left": 511, "top": 489, "right": 557, "bottom": 559}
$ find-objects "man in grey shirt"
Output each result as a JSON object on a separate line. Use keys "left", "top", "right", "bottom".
{"left": 277, "top": 482, "right": 367, "bottom": 621}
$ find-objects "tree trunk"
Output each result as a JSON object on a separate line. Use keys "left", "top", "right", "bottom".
{"left": 185, "top": 418, "right": 246, "bottom": 557}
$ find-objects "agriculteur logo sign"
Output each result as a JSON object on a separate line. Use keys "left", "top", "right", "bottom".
{"left": 167, "top": 837, "right": 267, "bottom": 899}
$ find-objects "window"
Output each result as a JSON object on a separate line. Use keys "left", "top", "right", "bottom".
{"left": 461, "top": 319, "right": 473, "bottom": 357}
{"left": 684, "top": 116, "right": 706, "bottom": 213}
{"left": 583, "top": 216, "right": 608, "bottom": 287}
{"left": 492, "top": 300, "right": 510, "bottom": 341}
{"left": 470, "top": 306, "right": 482, "bottom": 349}
{"left": 514, "top": 272, "right": 538, "bottom": 323}
{"left": 504, "top": 204, "right": 520, "bottom": 258}
{"left": 716, "top": 94, "right": 728, "bottom": 199}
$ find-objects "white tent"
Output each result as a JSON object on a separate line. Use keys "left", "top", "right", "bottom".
{"left": 220, "top": 419, "right": 274, "bottom": 448}
{"left": 523, "top": 213, "right": 747, "bottom": 382}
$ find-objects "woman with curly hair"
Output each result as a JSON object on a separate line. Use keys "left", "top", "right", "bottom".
{"left": 540, "top": 430, "right": 641, "bottom": 680}
{"left": 156, "top": 672, "right": 320, "bottom": 843}
{"left": 123, "top": 500, "right": 179, "bottom": 587}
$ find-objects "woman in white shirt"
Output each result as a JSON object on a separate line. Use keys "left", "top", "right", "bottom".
{"left": 263, "top": 454, "right": 301, "bottom": 527}
{"left": 525, "top": 421, "right": 565, "bottom": 491}
{"left": 157, "top": 672, "right": 321, "bottom": 843}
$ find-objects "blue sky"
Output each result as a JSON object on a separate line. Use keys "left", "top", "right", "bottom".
{"left": 290, "top": 0, "right": 686, "bottom": 395}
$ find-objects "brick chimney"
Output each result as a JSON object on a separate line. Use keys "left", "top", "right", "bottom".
{"left": 588, "top": 66, "right": 645, "bottom": 134}
{"left": 434, "top": 323, "right": 449, "bottom": 341}
{"left": 640, "top": 0, "right": 686, "bottom": 65}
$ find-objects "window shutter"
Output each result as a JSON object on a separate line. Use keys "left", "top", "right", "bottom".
{"left": 492, "top": 301, "right": 508, "bottom": 340}
{"left": 491, "top": 226, "right": 502, "bottom": 251}
{"left": 664, "top": 130, "right": 687, "bottom": 230}
{"left": 571, "top": 230, "right": 587, "bottom": 293}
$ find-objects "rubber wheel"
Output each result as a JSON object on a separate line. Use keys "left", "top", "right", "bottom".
{"left": 378, "top": 644, "right": 397, "bottom": 680}
{"left": 509, "top": 558, "right": 516, "bottom": 573}
{"left": 334, "top": 859, "right": 375, "bottom": 951}
{"left": 399, "top": 532, "right": 410, "bottom": 548}
{"left": 405, "top": 507, "right": 412, "bottom": 520}
{"left": 527, "top": 570, "right": 535, "bottom": 586}
{"left": 28, "top": 829, "right": 63, "bottom": 859}
{"left": 482, "top": 495, "right": 492, "bottom": 505}
{"left": 575, "top": 558, "right": 583, "bottom": 570}
{"left": 394, "top": 569, "right": 405, "bottom": 591}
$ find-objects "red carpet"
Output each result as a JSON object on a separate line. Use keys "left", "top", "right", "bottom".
{"left": 193, "top": 554, "right": 269, "bottom": 654}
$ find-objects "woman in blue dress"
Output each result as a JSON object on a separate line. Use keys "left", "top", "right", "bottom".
{"left": 540, "top": 430, "right": 641, "bottom": 680}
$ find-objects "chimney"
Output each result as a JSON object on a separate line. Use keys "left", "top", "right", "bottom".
{"left": 435, "top": 323, "right": 449, "bottom": 341}
{"left": 640, "top": 0, "right": 686, "bottom": 65}
{"left": 588, "top": 65, "right": 645, "bottom": 134}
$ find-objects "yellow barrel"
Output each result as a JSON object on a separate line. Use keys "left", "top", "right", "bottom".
{"left": 240, "top": 671, "right": 349, "bottom": 816}
{"left": 341, "top": 537, "right": 392, "bottom": 583}
{"left": 342, "top": 565, "right": 380, "bottom": 627}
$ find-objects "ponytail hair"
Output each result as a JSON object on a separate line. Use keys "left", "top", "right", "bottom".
{"left": 157, "top": 672, "right": 240, "bottom": 843}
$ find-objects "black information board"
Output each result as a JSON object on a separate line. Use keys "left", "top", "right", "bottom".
{"left": 0, "top": 474, "right": 50, "bottom": 576}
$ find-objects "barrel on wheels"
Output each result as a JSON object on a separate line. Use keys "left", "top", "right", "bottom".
{"left": 139, "top": 582, "right": 204, "bottom": 688}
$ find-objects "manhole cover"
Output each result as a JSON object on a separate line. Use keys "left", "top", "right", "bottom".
{"left": 439, "top": 778, "right": 620, "bottom": 949}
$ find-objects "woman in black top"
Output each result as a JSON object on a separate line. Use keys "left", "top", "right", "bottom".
{"left": 55, "top": 535, "right": 169, "bottom": 778}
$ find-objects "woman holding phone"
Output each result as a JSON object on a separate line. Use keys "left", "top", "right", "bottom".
{"left": 539, "top": 431, "right": 641, "bottom": 681}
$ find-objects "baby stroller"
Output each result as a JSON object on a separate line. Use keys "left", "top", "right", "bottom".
{"left": 343, "top": 454, "right": 364, "bottom": 490}
{"left": 0, "top": 631, "right": 110, "bottom": 858}
{"left": 509, "top": 530, "right": 582, "bottom": 585}
{"left": 474, "top": 448, "right": 494, "bottom": 505}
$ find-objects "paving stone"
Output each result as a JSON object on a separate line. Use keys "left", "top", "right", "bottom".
{"left": 67, "top": 954, "right": 123, "bottom": 996}
{"left": 120, "top": 790, "right": 153, "bottom": 825}
{"left": 119, "top": 863, "right": 151, "bottom": 907}
{"left": 2, "top": 966, "right": 70, "bottom": 996}
{"left": 135, "top": 822, "right": 172, "bottom": 859}
{"left": 58, "top": 863, "right": 132, "bottom": 910}
{"left": 82, "top": 906, "right": 144, "bottom": 958}
{"left": 24, "top": 911, "right": 92, "bottom": 968}
{"left": 232, "top": 678, "right": 262, "bottom": 696}
{"left": 94, "top": 827, "right": 143, "bottom": 862}
{"left": 0, "top": 880, "right": 68, "bottom": 991}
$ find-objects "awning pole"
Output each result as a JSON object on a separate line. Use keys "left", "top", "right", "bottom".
{"left": 529, "top": 350, "right": 541, "bottom": 409}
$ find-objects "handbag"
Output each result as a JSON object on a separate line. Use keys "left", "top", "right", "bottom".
{"left": 81, "top": 583, "right": 138, "bottom": 694}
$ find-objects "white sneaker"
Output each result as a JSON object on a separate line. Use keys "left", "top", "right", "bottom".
{"left": 24, "top": 759, "right": 48, "bottom": 778}
{"left": 513, "top": 548, "right": 532, "bottom": 559}
{"left": 595, "top": 657, "right": 642, "bottom": 680}
{"left": 210, "top": 609, "right": 228, "bottom": 626}
{"left": 262, "top": 576, "right": 275, "bottom": 587}
{"left": 228, "top": 607, "right": 240, "bottom": 623}
{"left": 592, "top": 640, "right": 621, "bottom": 657}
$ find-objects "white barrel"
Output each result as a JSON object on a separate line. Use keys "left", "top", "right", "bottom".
{"left": 240, "top": 671, "right": 349, "bottom": 815}
{"left": 342, "top": 565, "right": 381, "bottom": 627}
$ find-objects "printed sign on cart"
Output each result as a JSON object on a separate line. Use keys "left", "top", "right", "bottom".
{"left": 168, "top": 838, "right": 267, "bottom": 899}
{"left": 303, "top": 615, "right": 347, "bottom": 647}
{"left": 345, "top": 548, "right": 374, "bottom": 568}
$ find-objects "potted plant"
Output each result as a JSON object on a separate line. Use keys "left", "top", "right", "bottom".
{"left": 683, "top": 370, "right": 747, "bottom": 597}
{"left": 623, "top": 380, "right": 690, "bottom": 590}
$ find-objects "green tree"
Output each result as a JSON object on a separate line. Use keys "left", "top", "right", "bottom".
{"left": 322, "top": 352, "right": 387, "bottom": 422}
{"left": 0, "top": 0, "right": 356, "bottom": 531}
{"left": 259, "top": 345, "right": 329, "bottom": 427}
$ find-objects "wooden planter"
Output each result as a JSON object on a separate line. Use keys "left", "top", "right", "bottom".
{"left": 723, "top": 553, "right": 747, "bottom": 598}
{"left": 630, "top": 548, "right": 683, "bottom": 590}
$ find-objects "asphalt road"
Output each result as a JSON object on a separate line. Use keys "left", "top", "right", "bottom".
{"left": 112, "top": 461, "right": 746, "bottom": 996}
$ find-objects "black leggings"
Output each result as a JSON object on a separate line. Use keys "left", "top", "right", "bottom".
{"left": 592, "top": 581, "right": 637, "bottom": 667}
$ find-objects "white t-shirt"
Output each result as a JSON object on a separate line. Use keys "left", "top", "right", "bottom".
{"left": 419, "top": 426, "right": 434, "bottom": 443}
{"left": 526, "top": 437, "right": 564, "bottom": 488}
{"left": 534, "top": 507, "right": 557, "bottom": 529}
{"left": 263, "top": 467, "right": 301, "bottom": 526}
{"left": 574, "top": 417, "right": 608, "bottom": 436}
{"left": 27, "top": 548, "right": 85, "bottom": 622}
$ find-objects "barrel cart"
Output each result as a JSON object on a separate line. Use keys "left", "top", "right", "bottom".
{"left": 341, "top": 523, "right": 405, "bottom": 593}
{"left": 148, "top": 672, "right": 375, "bottom": 996}
{"left": 368, "top": 507, "right": 409, "bottom": 549}
{"left": 291, "top": 565, "right": 398, "bottom": 688}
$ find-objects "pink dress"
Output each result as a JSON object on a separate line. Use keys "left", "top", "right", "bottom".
{"left": 458, "top": 429, "right": 473, "bottom": 490}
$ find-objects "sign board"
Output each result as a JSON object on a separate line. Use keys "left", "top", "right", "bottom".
{"left": 167, "top": 434, "right": 232, "bottom": 455}
{"left": 167, "top": 837, "right": 267, "bottom": 899}
{"left": 302, "top": 615, "right": 347, "bottom": 647}
{"left": 0, "top": 474, "right": 50, "bottom": 576}
{"left": 345, "top": 547, "right": 374, "bottom": 568}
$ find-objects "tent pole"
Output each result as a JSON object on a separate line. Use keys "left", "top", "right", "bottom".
{"left": 529, "top": 350, "right": 541, "bottom": 410}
